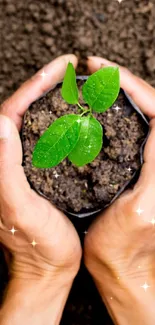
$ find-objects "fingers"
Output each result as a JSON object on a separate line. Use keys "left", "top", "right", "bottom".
{"left": 87, "top": 56, "right": 155, "bottom": 119}
{"left": 0, "top": 54, "right": 78, "bottom": 130}
{"left": 134, "top": 118, "right": 155, "bottom": 190}
{"left": 87, "top": 57, "right": 155, "bottom": 195}
{"left": 0, "top": 115, "right": 30, "bottom": 209}
{"left": 0, "top": 114, "right": 64, "bottom": 233}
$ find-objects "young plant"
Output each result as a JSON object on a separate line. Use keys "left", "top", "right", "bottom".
{"left": 32, "top": 63, "right": 120, "bottom": 168}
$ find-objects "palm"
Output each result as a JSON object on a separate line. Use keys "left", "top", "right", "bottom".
{"left": 0, "top": 55, "right": 81, "bottom": 279}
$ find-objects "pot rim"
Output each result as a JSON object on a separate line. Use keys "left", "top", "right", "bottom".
{"left": 22, "top": 75, "right": 149, "bottom": 218}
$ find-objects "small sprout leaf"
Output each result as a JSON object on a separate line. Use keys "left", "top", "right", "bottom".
{"left": 61, "top": 62, "right": 79, "bottom": 104}
{"left": 32, "top": 114, "right": 81, "bottom": 168}
{"left": 32, "top": 65, "right": 120, "bottom": 168}
{"left": 68, "top": 116, "right": 103, "bottom": 167}
{"left": 82, "top": 67, "right": 120, "bottom": 112}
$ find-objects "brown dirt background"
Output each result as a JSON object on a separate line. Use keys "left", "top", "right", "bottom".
{"left": 0, "top": 0, "right": 155, "bottom": 324}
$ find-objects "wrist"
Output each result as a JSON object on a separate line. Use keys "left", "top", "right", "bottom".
{"left": 0, "top": 275, "right": 73, "bottom": 325}
{"left": 88, "top": 265, "right": 155, "bottom": 325}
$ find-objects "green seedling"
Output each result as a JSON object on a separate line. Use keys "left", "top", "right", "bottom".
{"left": 32, "top": 63, "right": 120, "bottom": 168}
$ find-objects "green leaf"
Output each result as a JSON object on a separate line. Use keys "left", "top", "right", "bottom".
{"left": 61, "top": 62, "right": 79, "bottom": 104}
{"left": 82, "top": 67, "right": 120, "bottom": 112}
{"left": 68, "top": 116, "right": 103, "bottom": 167}
{"left": 32, "top": 114, "right": 81, "bottom": 168}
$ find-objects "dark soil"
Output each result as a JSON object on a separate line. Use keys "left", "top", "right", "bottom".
{"left": 0, "top": 0, "right": 154, "bottom": 324}
{"left": 22, "top": 80, "right": 146, "bottom": 214}
{"left": 0, "top": 1, "right": 155, "bottom": 104}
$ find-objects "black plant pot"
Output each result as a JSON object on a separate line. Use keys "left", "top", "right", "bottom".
{"left": 22, "top": 76, "right": 149, "bottom": 233}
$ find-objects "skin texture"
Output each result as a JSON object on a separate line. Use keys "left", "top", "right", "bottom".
{"left": 1, "top": 54, "right": 155, "bottom": 325}
{"left": 84, "top": 56, "right": 155, "bottom": 325}
{"left": 0, "top": 54, "right": 82, "bottom": 325}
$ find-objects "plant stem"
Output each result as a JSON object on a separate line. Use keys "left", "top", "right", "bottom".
{"left": 80, "top": 109, "right": 91, "bottom": 117}
{"left": 77, "top": 103, "right": 93, "bottom": 117}
{"left": 77, "top": 102, "right": 85, "bottom": 111}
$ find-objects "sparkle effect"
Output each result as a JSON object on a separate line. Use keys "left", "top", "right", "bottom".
{"left": 84, "top": 182, "right": 88, "bottom": 189}
{"left": 39, "top": 70, "right": 48, "bottom": 81}
{"left": 113, "top": 105, "right": 121, "bottom": 112}
{"left": 127, "top": 167, "right": 132, "bottom": 172}
{"left": 10, "top": 226, "right": 17, "bottom": 235}
{"left": 53, "top": 171, "right": 59, "bottom": 179}
{"left": 31, "top": 240, "right": 37, "bottom": 247}
{"left": 141, "top": 282, "right": 150, "bottom": 292}
{"left": 136, "top": 207, "right": 144, "bottom": 216}
{"left": 150, "top": 218, "right": 155, "bottom": 226}
{"left": 117, "top": 0, "right": 123, "bottom": 3}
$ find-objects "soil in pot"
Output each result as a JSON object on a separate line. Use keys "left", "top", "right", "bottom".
{"left": 22, "top": 80, "right": 147, "bottom": 214}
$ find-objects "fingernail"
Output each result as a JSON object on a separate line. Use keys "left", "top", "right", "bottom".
{"left": 100, "top": 58, "right": 112, "bottom": 65}
{"left": 87, "top": 56, "right": 92, "bottom": 61}
{"left": 0, "top": 115, "right": 11, "bottom": 139}
{"left": 87, "top": 56, "right": 116, "bottom": 68}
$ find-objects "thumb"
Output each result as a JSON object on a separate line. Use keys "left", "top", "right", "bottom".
{"left": 0, "top": 114, "right": 29, "bottom": 207}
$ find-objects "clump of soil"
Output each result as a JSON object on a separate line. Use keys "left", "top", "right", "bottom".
{"left": 22, "top": 80, "right": 146, "bottom": 213}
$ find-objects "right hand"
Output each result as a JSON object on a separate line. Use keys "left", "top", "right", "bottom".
{"left": 84, "top": 56, "right": 155, "bottom": 325}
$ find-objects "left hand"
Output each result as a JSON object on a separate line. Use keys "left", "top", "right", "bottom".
{"left": 0, "top": 54, "right": 82, "bottom": 325}
{"left": 84, "top": 56, "right": 155, "bottom": 325}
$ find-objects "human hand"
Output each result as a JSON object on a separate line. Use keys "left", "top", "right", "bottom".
{"left": 84, "top": 56, "right": 155, "bottom": 325}
{"left": 0, "top": 55, "right": 82, "bottom": 325}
